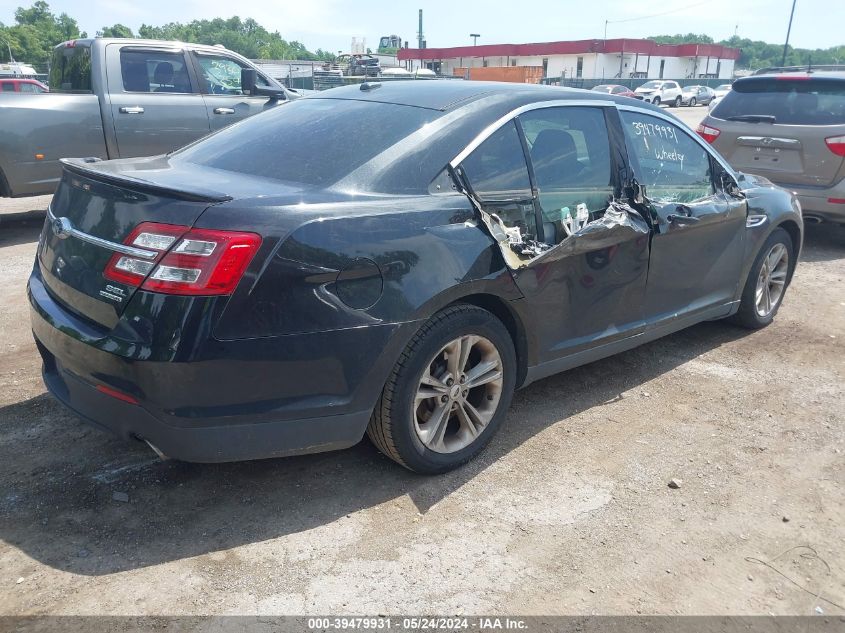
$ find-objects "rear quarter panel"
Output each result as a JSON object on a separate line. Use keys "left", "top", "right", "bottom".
{"left": 203, "top": 194, "right": 524, "bottom": 341}
{"left": 0, "top": 93, "right": 107, "bottom": 196}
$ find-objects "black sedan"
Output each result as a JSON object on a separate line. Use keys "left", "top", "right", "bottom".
{"left": 30, "top": 81, "right": 803, "bottom": 474}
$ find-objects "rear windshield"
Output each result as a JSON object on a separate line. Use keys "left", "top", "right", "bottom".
{"left": 49, "top": 45, "right": 92, "bottom": 93}
{"left": 712, "top": 78, "right": 845, "bottom": 125}
{"left": 173, "top": 98, "right": 440, "bottom": 187}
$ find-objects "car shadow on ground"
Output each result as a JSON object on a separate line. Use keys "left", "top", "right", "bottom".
{"left": 0, "top": 319, "right": 752, "bottom": 576}
{"left": 0, "top": 218, "right": 43, "bottom": 249}
{"left": 798, "top": 223, "right": 845, "bottom": 263}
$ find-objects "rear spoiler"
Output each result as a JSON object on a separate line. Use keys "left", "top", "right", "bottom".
{"left": 60, "top": 158, "right": 233, "bottom": 204}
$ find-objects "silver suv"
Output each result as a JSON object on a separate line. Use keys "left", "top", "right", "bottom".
{"left": 699, "top": 72, "right": 845, "bottom": 224}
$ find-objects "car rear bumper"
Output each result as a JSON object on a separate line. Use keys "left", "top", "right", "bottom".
{"left": 782, "top": 180, "right": 845, "bottom": 223}
{"left": 29, "top": 265, "right": 412, "bottom": 462}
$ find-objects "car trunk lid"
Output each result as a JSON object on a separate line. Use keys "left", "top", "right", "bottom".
{"left": 708, "top": 75, "right": 845, "bottom": 188}
{"left": 37, "top": 158, "right": 230, "bottom": 329}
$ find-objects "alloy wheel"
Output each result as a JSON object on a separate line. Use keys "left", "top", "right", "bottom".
{"left": 412, "top": 335, "right": 504, "bottom": 454}
{"left": 755, "top": 243, "right": 789, "bottom": 317}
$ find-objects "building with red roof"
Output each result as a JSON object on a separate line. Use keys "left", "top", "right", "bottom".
{"left": 398, "top": 38, "right": 741, "bottom": 81}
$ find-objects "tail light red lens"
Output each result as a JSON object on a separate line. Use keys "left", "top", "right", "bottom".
{"left": 696, "top": 123, "right": 721, "bottom": 144}
{"left": 103, "top": 223, "right": 261, "bottom": 296}
{"left": 824, "top": 135, "right": 845, "bottom": 157}
{"left": 142, "top": 228, "right": 261, "bottom": 295}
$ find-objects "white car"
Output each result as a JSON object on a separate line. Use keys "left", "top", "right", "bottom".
{"left": 713, "top": 83, "right": 732, "bottom": 99}
{"left": 634, "top": 80, "right": 683, "bottom": 107}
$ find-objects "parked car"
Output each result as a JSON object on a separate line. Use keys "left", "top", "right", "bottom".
{"left": 714, "top": 83, "right": 733, "bottom": 98}
{"left": 680, "top": 85, "right": 715, "bottom": 106}
{"left": 700, "top": 71, "right": 845, "bottom": 225}
{"left": 634, "top": 80, "right": 683, "bottom": 106}
{"left": 0, "top": 78, "right": 48, "bottom": 93}
{"left": 0, "top": 38, "right": 298, "bottom": 198}
{"left": 30, "top": 81, "right": 802, "bottom": 474}
{"left": 591, "top": 84, "right": 637, "bottom": 99}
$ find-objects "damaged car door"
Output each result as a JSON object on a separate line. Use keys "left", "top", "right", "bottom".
{"left": 618, "top": 109, "right": 747, "bottom": 324}
{"left": 457, "top": 105, "right": 651, "bottom": 364}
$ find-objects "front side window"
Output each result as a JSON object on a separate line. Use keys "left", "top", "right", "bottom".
{"left": 519, "top": 107, "right": 613, "bottom": 242}
{"left": 620, "top": 110, "right": 713, "bottom": 203}
{"left": 194, "top": 54, "right": 271, "bottom": 95}
{"left": 120, "top": 49, "right": 193, "bottom": 93}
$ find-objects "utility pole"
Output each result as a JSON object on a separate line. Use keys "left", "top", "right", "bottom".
{"left": 781, "top": 0, "right": 797, "bottom": 67}
{"left": 470, "top": 34, "right": 480, "bottom": 46}
{"left": 604, "top": 20, "right": 608, "bottom": 41}
{"left": 1, "top": 37, "right": 14, "bottom": 63}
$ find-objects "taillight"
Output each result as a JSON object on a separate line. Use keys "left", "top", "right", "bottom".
{"left": 824, "top": 135, "right": 845, "bottom": 157}
{"left": 142, "top": 228, "right": 261, "bottom": 295}
{"left": 103, "top": 222, "right": 187, "bottom": 286}
{"left": 103, "top": 223, "right": 261, "bottom": 296}
{"left": 696, "top": 123, "right": 721, "bottom": 144}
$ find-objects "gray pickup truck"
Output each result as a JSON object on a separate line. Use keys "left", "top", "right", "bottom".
{"left": 0, "top": 38, "right": 296, "bottom": 198}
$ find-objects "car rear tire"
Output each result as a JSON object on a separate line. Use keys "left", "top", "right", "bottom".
{"left": 730, "top": 228, "right": 794, "bottom": 329}
{"left": 367, "top": 304, "right": 516, "bottom": 474}
{"left": 689, "top": 97, "right": 697, "bottom": 107}
{"left": 652, "top": 96, "right": 661, "bottom": 107}
{"left": 672, "top": 96, "right": 682, "bottom": 108}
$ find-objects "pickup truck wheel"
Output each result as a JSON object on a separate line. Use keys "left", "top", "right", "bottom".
{"left": 652, "top": 96, "right": 661, "bottom": 107}
{"left": 367, "top": 305, "right": 516, "bottom": 474}
{"left": 731, "top": 228, "right": 794, "bottom": 329}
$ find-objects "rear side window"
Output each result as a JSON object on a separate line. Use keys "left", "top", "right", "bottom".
{"left": 120, "top": 49, "right": 193, "bottom": 93}
{"left": 460, "top": 121, "right": 532, "bottom": 200}
{"left": 49, "top": 45, "right": 92, "bottom": 93}
{"left": 173, "top": 98, "right": 439, "bottom": 187}
{"left": 712, "top": 78, "right": 845, "bottom": 125}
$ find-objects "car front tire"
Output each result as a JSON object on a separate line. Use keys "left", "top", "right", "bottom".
{"left": 652, "top": 96, "right": 661, "bottom": 106}
{"left": 672, "top": 96, "right": 682, "bottom": 107}
{"left": 731, "top": 228, "right": 794, "bottom": 329}
{"left": 689, "top": 97, "right": 697, "bottom": 107}
{"left": 367, "top": 305, "right": 516, "bottom": 474}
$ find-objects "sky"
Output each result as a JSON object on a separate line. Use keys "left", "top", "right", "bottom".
{"left": 1, "top": 0, "right": 842, "bottom": 53}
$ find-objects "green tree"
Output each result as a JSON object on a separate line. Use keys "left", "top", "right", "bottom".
{"left": 0, "top": 1, "right": 84, "bottom": 65}
{"left": 97, "top": 24, "right": 134, "bottom": 39}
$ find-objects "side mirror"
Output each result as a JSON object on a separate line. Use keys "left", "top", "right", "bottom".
{"left": 241, "top": 68, "right": 257, "bottom": 96}
{"left": 720, "top": 172, "right": 744, "bottom": 198}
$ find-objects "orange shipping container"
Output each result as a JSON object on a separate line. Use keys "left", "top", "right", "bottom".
{"left": 453, "top": 66, "right": 543, "bottom": 84}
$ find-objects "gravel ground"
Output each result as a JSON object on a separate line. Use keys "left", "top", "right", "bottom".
{"left": 0, "top": 105, "right": 842, "bottom": 616}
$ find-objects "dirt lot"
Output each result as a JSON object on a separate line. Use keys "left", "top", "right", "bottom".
{"left": 0, "top": 113, "right": 843, "bottom": 616}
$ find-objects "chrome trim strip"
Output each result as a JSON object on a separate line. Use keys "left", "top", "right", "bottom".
{"left": 449, "top": 99, "right": 616, "bottom": 168}
{"left": 46, "top": 206, "right": 158, "bottom": 260}
{"left": 449, "top": 99, "right": 739, "bottom": 185}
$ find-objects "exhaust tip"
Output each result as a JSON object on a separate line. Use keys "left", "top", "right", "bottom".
{"left": 803, "top": 215, "right": 824, "bottom": 224}
{"left": 144, "top": 439, "right": 170, "bottom": 461}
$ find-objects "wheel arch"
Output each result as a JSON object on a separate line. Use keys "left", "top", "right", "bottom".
{"left": 775, "top": 219, "right": 802, "bottom": 272}
{"left": 445, "top": 293, "right": 529, "bottom": 389}
{"left": 0, "top": 165, "right": 11, "bottom": 198}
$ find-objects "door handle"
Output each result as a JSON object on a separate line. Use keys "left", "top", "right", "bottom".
{"left": 119, "top": 106, "right": 144, "bottom": 114}
{"left": 667, "top": 214, "right": 700, "bottom": 225}
{"left": 213, "top": 107, "right": 235, "bottom": 115}
{"left": 667, "top": 204, "right": 700, "bottom": 225}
